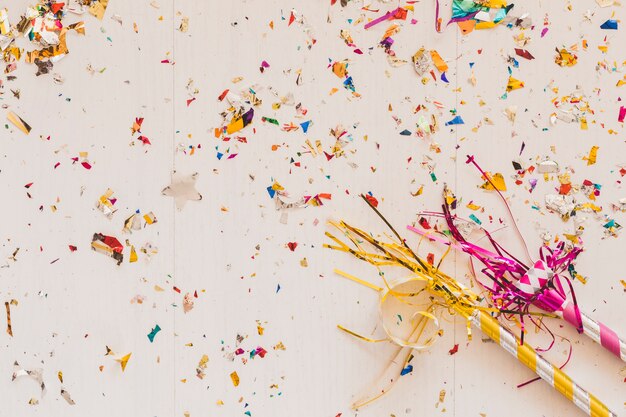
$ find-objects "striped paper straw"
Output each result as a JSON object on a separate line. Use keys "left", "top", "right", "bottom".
{"left": 472, "top": 310, "right": 617, "bottom": 417}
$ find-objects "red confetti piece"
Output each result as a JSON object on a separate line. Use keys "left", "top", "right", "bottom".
{"left": 256, "top": 347, "right": 267, "bottom": 358}
{"left": 218, "top": 90, "right": 229, "bottom": 102}
{"left": 364, "top": 194, "right": 378, "bottom": 208}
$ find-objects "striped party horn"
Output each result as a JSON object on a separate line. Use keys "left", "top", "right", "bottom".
{"left": 411, "top": 154, "right": 626, "bottom": 362}
{"left": 408, "top": 221, "right": 626, "bottom": 362}
{"left": 333, "top": 265, "right": 617, "bottom": 416}
{"left": 325, "top": 195, "right": 617, "bottom": 416}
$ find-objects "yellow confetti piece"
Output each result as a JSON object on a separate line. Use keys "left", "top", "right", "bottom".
{"left": 466, "top": 202, "right": 482, "bottom": 211}
{"left": 555, "top": 48, "right": 577, "bottom": 67}
{"left": 226, "top": 116, "right": 244, "bottom": 134}
{"left": 411, "top": 185, "right": 424, "bottom": 197}
{"left": 271, "top": 181, "right": 284, "bottom": 191}
{"left": 577, "top": 202, "right": 602, "bottom": 212}
{"left": 88, "top": 0, "right": 109, "bottom": 20}
{"left": 7, "top": 111, "right": 32, "bottom": 134}
{"left": 480, "top": 172, "right": 507, "bottom": 191}
{"left": 0, "top": 8, "right": 10, "bottom": 35}
{"left": 57, "top": 371, "right": 63, "bottom": 383}
{"left": 129, "top": 246, "right": 138, "bottom": 263}
{"left": 143, "top": 212, "right": 157, "bottom": 225}
{"left": 117, "top": 353, "right": 131, "bottom": 372}
{"left": 444, "top": 187, "right": 456, "bottom": 206}
{"left": 230, "top": 371, "right": 240, "bottom": 387}
{"left": 584, "top": 145, "right": 599, "bottom": 165}
{"left": 563, "top": 234, "right": 580, "bottom": 245}
{"left": 438, "top": 389, "right": 446, "bottom": 403}
{"left": 620, "top": 280, "right": 626, "bottom": 289}
{"left": 506, "top": 76, "right": 524, "bottom": 92}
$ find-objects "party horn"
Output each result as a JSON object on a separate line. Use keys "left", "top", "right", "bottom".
{"left": 410, "top": 154, "right": 626, "bottom": 362}
{"left": 325, "top": 195, "right": 617, "bottom": 416}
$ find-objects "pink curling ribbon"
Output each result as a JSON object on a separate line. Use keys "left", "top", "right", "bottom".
{"left": 409, "top": 155, "right": 626, "bottom": 362}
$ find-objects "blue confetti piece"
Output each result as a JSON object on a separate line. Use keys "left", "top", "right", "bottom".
{"left": 300, "top": 120, "right": 311, "bottom": 133}
{"left": 267, "top": 186, "right": 276, "bottom": 198}
{"left": 600, "top": 19, "right": 618, "bottom": 30}
{"left": 399, "top": 129, "right": 412, "bottom": 136}
{"left": 343, "top": 76, "right": 355, "bottom": 92}
{"left": 401, "top": 364, "right": 413, "bottom": 376}
{"left": 147, "top": 324, "right": 161, "bottom": 343}
{"left": 469, "top": 214, "right": 482, "bottom": 225}
{"left": 445, "top": 115, "right": 464, "bottom": 126}
{"left": 441, "top": 72, "right": 449, "bottom": 83}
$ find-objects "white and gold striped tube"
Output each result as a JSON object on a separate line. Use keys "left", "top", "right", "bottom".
{"left": 470, "top": 310, "right": 617, "bottom": 417}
